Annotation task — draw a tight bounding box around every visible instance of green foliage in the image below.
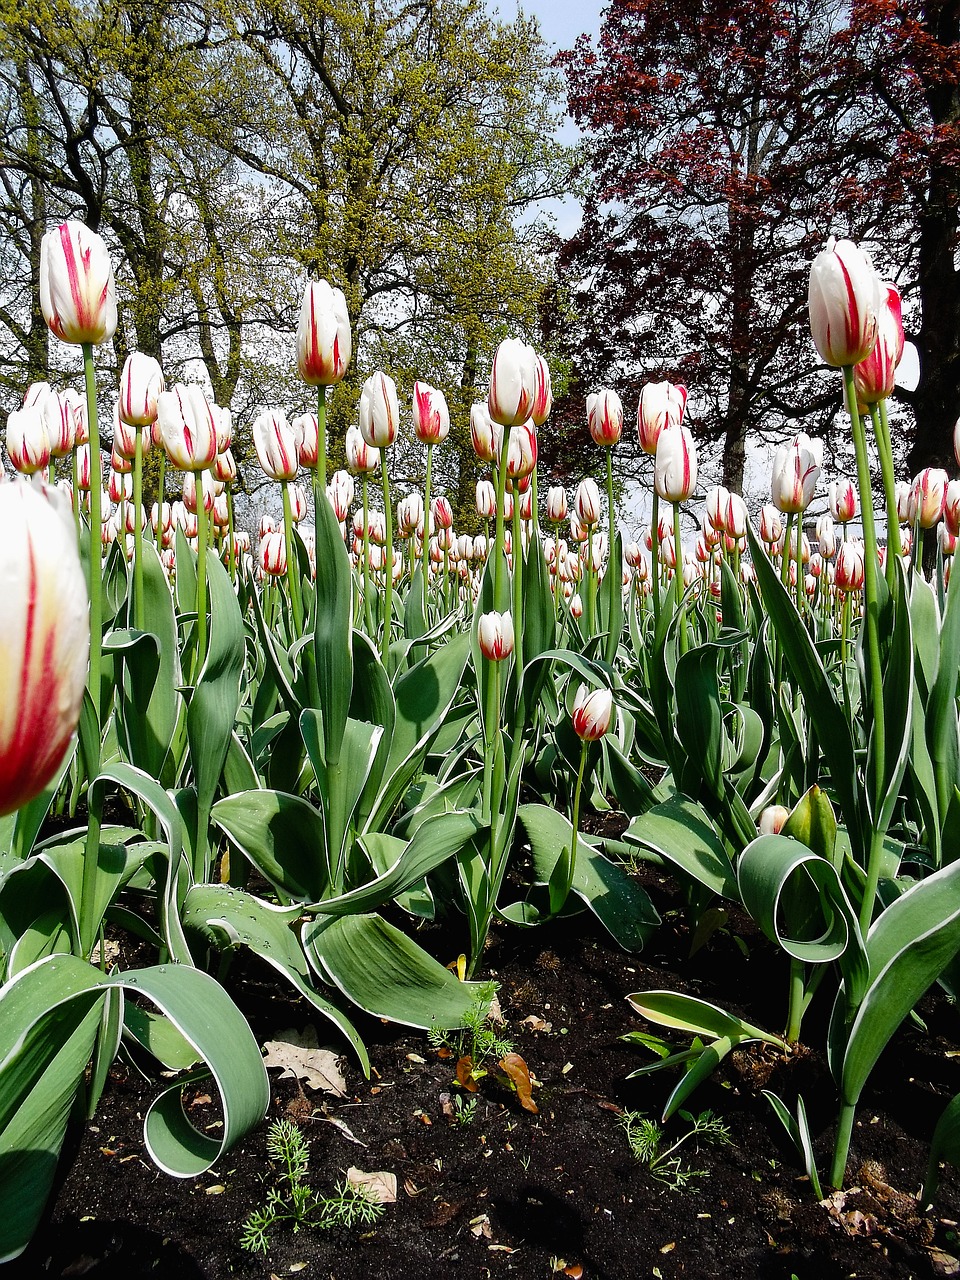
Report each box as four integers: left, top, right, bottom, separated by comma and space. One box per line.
620, 1108, 732, 1192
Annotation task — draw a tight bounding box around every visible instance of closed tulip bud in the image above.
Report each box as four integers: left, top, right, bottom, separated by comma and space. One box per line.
23, 382, 53, 412
321, 470, 351, 522
807, 236, 882, 367
638, 380, 687, 455
955, 415, 960, 471
900, 526, 912, 557
520, 489, 534, 521
575, 477, 602, 527
502, 490, 515, 522
119, 352, 165, 427
253, 408, 299, 481
940, 524, 957, 557
112, 404, 140, 462
587, 388, 623, 446
6, 406, 51, 475
359, 371, 399, 449
759, 805, 790, 836
157, 385, 219, 472
125, 502, 147, 535
412, 382, 450, 445
683, 561, 700, 589
912, 468, 948, 529
344, 425, 379, 476
0, 481, 89, 815
531, 354, 553, 427
40, 220, 117, 346
487, 339, 539, 427
182, 468, 216, 514
214, 447, 237, 485
853, 283, 904, 405
259, 531, 287, 576
259, 514, 278, 539
705, 486, 729, 533
151, 501, 173, 534
397, 492, 424, 535
546, 486, 567, 523
835, 540, 865, 592
945, 480, 960, 537
367, 511, 387, 546
895, 480, 913, 524
655, 424, 698, 503
572, 683, 613, 740
292, 413, 319, 469
470, 403, 500, 463
771, 433, 822, 514
47, 390, 82, 459
289, 483, 308, 523
569, 592, 584, 618
505, 421, 537, 480
475, 478, 497, 520
624, 541, 642, 570
297, 280, 351, 385
724, 492, 748, 539
112, 444, 135, 475
431, 496, 454, 531
477, 610, 515, 661
108, 468, 133, 504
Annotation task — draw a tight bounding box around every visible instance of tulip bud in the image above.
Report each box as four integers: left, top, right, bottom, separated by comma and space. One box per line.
412, 382, 450, 445
474, 478, 497, 520
638, 380, 687, 455
477, 610, 515, 661
345, 425, 380, 476
546, 486, 567, 523
6, 406, 51, 475
294, 413, 320, 469
569, 592, 583, 618
119, 352, 165, 427
807, 236, 881, 367
157, 385, 219, 472
759, 805, 790, 836
940, 524, 957, 557
587, 389, 623, 447
297, 280, 351, 385
470, 403, 500, 463
945, 480, 960, 537
835, 540, 865, 592
572, 683, 613, 741
431, 496, 453, 531
487, 339, 539, 428
40, 221, 118, 346
853, 283, 904, 405
912, 467, 948, 529
397, 492, 424, 536
724, 493, 748, 539
254, 409, 300, 482
654, 424, 698, 503
0, 481, 89, 815
46, 390, 81, 459
532, 354, 553, 427
771, 433, 822, 514
359, 372, 400, 449
259, 531, 288, 576
505, 422, 537, 481
575, 478, 602, 527
704, 486, 729, 533
213, 447, 237, 485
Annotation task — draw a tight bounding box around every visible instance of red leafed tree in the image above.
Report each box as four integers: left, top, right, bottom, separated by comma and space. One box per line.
553, 0, 960, 495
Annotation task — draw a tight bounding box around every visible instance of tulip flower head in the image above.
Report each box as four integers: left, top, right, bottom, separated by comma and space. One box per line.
294, 413, 320, 469
505, 422, 537, 481
945, 480, 960, 537
587, 389, 623, 447
546, 486, 567, 524
477, 610, 515, 662
807, 236, 882, 368
157, 385, 219, 472
470, 403, 500, 463
297, 280, 351, 385
575, 477, 602, 527
431, 496, 453, 531
254, 409, 301, 482
532, 354, 553, 427
119, 353, 165, 427
759, 805, 790, 836
835, 540, 865, 592
654, 424, 698, 503
771, 433, 822, 514
829, 478, 858, 524
487, 339, 540, 428
912, 467, 949, 529
853, 283, 904, 405
638, 380, 687, 455
412, 382, 450, 445
359, 372, 400, 450
40, 221, 117, 346
475, 478, 497, 520
572, 683, 613, 741
0, 481, 89, 815
6, 406, 51, 476
345, 424, 380, 476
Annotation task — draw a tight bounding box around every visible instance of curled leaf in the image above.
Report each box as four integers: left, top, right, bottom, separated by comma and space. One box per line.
499, 1053, 538, 1113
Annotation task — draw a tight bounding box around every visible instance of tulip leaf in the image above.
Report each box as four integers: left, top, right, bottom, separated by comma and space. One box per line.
865, 559, 913, 837
212, 789, 327, 902
626, 989, 783, 1047
624, 794, 737, 900
922, 1091, 960, 1208
928, 569, 960, 835
313, 487, 354, 765
305, 912, 484, 1029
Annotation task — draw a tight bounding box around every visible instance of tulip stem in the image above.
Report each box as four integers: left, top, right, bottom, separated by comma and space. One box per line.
512, 497, 524, 645
133, 425, 145, 631
195, 484, 209, 673
845, 364, 887, 932
423, 443, 433, 621
71, 449, 81, 538
281, 480, 304, 635
81, 344, 103, 726
227, 486, 236, 583
317, 390, 327, 489
380, 452, 394, 667
360, 476, 374, 636
586, 527, 597, 636
673, 502, 686, 655
651, 487, 661, 629
871, 402, 901, 582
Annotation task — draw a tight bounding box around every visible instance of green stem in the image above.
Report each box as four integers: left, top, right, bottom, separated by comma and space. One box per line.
133, 425, 145, 630
830, 1101, 856, 1190
786, 959, 805, 1043
195, 483, 209, 673
586, 527, 597, 636
71, 448, 80, 538
673, 501, 686, 654
651, 487, 661, 629
552, 740, 588, 915
361, 476, 374, 637
844, 365, 887, 932
423, 443, 433, 620
317, 390, 327, 489
281, 480, 304, 635
82, 344, 102, 724
512, 496, 524, 645
227, 486, 236, 583
380, 452, 394, 666
872, 401, 902, 581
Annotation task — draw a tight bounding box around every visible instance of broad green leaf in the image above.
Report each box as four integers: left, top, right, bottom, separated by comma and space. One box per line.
865, 560, 913, 836
624, 794, 737, 900
305, 912, 484, 1029
303, 712, 381, 885
212, 790, 327, 902
517, 804, 660, 950
929, 573, 960, 831
781, 785, 838, 864
626, 989, 783, 1046
350, 630, 396, 829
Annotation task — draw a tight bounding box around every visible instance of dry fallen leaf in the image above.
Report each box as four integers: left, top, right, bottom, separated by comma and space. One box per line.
456, 1055, 479, 1092
262, 1026, 346, 1095
316, 1108, 367, 1147
346, 1167, 397, 1204
522, 1014, 553, 1033
499, 1053, 538, 1114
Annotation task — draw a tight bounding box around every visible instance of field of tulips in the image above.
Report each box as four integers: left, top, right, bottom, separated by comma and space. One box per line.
3, 224, 960, 1276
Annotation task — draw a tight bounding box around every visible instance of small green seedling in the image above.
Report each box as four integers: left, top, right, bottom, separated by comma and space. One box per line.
620, 1108, 732, 1192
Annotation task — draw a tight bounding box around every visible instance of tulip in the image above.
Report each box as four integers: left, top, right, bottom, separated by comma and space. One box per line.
412, 382, 450, 445
587, 389, 623, 447
569, 593, 584, 618
575, 478, 602, 527
835, 540, 865, 592
294, 413, 320, 469
912, 468, 948, 530
771, 433, 822, 514
945, 480, 960, 537
532, 354, 553, 427
119, 353, 165, 427
940, 525, 957, 557
39, 221, 117, 346
157, 385, 219, 472
289, 483, 308, 523
759, 806, 790, 836
475, 479, 497, 520
470, 403, 499, 463
572, 683, 613, 741
853, 283, 904, 405
829, 478, 858, 524
637, 380, 687, 455
259, 531, 287, 576
359, 372, 400, 450
505, 422, 537, 481
655, 424, 698, 503
477, 610, 515, 661
214, 447, 237, 485
807, 236, 881, 368
546, 486, 567, 523
0, 481, 89, 816
431, 496, 453, 531
705, 486, 729, 533
345, 425, 380, 476
724, 492, 748, 539
254, 408, 300, 482
297, 280, 351, 386
895, 480, 913, 524
6, 406, 51, 475
487, 339, 540, 428
46, 390, 80, 459
397, 492, 424, 536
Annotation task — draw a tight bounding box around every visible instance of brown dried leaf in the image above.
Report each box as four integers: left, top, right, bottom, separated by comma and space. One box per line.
564, 1265, 584, 1278
346, 1167, 397, 1204
522, 1015, 553, 1033
456, 1055, 479, 1092
499, 1053, 538, 1113
261, 1027, 346, 1095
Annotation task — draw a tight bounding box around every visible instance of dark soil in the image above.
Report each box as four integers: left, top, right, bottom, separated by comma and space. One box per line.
9, 865, 960, 1280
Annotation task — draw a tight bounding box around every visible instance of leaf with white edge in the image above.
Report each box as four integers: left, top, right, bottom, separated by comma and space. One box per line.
624, 795, 737, 900
211, 790, 327, 901
626, 989, 784, 1047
